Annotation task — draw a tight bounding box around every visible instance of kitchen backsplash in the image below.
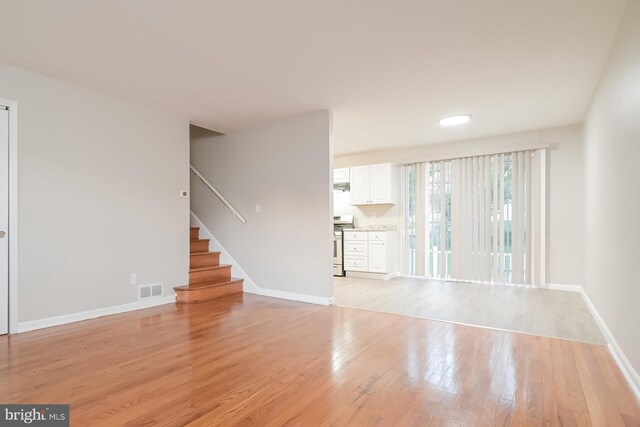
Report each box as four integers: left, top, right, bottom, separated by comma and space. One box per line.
333, 190, 400, 228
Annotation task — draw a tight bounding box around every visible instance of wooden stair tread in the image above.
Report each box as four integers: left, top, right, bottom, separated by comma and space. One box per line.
190, 226, 199, 230
175, 278, 243, 291
189, 264, 231, 273
190, 251, 221, 257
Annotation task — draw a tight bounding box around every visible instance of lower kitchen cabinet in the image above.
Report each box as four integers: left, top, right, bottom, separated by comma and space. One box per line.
343, 231, 396, 276
368, 241, 387, 273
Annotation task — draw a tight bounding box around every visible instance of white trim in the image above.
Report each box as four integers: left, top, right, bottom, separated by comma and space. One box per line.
245, 286, 333, 306
580, 288, 640, 403
346, 271, 399, 281
0, 98, 18, 334
546, 283, 582, 292
191, 211, 333, 306
17, 295, 176, 333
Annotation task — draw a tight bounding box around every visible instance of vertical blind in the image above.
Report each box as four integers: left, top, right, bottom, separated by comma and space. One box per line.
403, 149, 545, 286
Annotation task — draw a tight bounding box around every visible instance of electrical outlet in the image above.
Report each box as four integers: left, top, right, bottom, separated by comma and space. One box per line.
130, 273, 137, 286
180, 190, 189, 198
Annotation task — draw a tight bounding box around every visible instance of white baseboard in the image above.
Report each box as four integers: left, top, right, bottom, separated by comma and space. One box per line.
191, 211, 333, 307
17, 295, 176, 333
346, 271, 399, 281
547, 283, 583, 292
580, 288, 640, 403
244, 286, 333, 306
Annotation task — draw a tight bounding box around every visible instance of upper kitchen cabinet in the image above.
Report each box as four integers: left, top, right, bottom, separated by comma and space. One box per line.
350, 166, 369, 204
350, 163, 396, 205
333, 168, 350, 184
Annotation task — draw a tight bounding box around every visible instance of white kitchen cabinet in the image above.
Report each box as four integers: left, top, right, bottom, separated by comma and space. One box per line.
369, 163, 394, 203
368, 231, 387, 241
333, 168, 350, 184
368, 241, 387, 273
344, 242, 367, 254
344, 257, 367, 271
349, 166, 370, 204
343, 231, 397, 277
349, 163, 396, 205
343, 231, 367, 241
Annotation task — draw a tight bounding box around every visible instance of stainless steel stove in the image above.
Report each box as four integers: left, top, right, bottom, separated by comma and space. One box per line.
333, 215, 355, 276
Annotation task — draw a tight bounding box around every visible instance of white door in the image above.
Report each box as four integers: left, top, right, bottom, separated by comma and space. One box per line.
369, 163, 392, 203
350, 166, 369, 204
368, 241, 387, 273
0, 107, 8, 335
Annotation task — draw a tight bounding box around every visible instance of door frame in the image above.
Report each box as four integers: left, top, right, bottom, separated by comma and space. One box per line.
0, 98, 18, 334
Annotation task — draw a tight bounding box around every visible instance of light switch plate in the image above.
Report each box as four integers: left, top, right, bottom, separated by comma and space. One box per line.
130, 273, 137, 285
256, 204, 261, 213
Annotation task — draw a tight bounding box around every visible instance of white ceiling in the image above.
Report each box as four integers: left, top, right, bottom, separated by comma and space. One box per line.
0, 0, 627, 155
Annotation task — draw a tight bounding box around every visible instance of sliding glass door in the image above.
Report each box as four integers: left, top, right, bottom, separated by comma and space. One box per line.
402, 149, 545, 286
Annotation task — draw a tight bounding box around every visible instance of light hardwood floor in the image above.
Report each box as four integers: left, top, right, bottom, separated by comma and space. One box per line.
335, 276, 606, 345
1, 294, 638, 426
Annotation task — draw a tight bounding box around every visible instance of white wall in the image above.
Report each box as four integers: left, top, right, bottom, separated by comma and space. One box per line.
334, 124, 585, 286
190, 111, 333, 299
583, 0, 640, 375
545, 125, 585, 287
0, 63, 190, 322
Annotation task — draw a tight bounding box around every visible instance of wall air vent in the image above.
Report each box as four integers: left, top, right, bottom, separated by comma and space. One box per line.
139, 283, 164, 300
151, 284, 163, 297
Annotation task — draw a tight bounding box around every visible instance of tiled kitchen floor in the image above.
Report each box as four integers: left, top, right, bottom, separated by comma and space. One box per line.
333, 276, 605, 344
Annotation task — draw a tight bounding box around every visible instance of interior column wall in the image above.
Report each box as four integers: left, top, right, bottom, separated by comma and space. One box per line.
190, 111, 334, 300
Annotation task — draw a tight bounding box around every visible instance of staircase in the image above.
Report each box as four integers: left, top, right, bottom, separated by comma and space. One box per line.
174, 227, 244, 303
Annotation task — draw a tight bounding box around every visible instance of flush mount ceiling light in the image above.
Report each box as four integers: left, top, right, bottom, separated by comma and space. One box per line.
439, 115, 471, 127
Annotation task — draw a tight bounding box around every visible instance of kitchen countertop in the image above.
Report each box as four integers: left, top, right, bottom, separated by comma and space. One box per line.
343, 225, 397, 231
